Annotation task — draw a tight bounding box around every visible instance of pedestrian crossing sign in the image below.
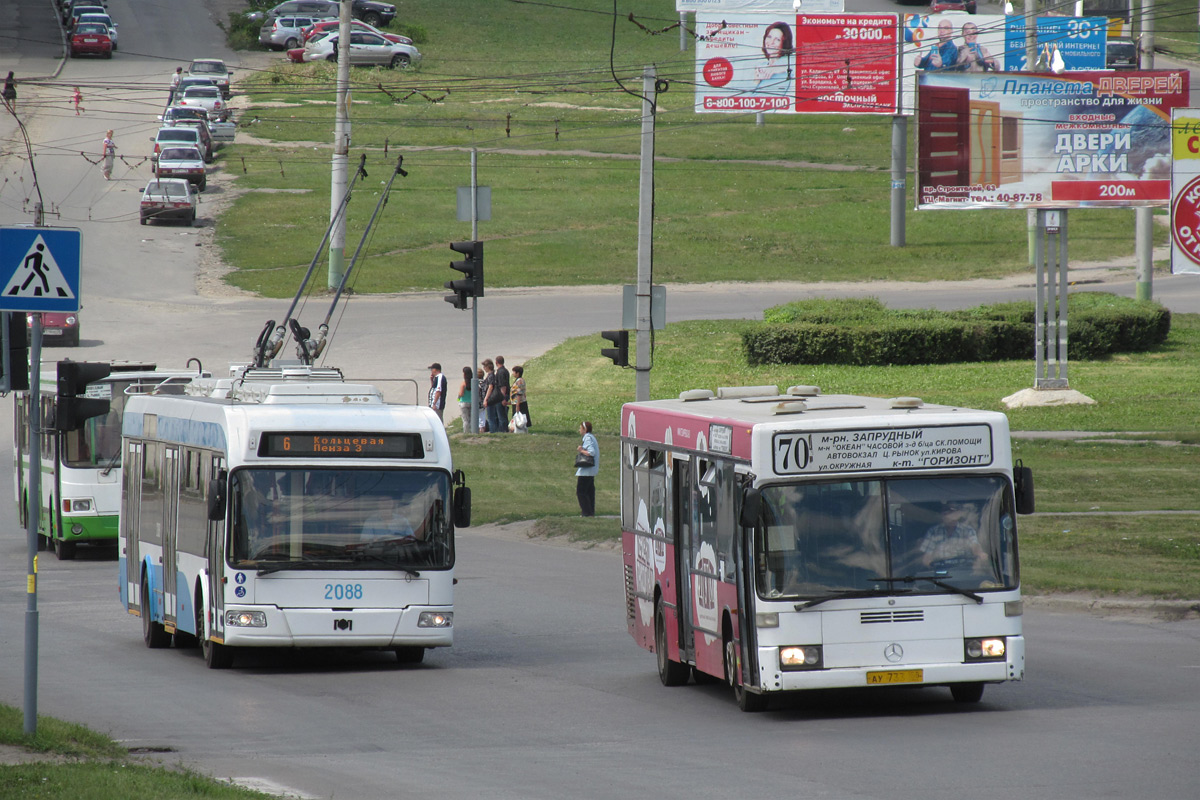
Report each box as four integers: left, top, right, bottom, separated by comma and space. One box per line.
0, 227, 82, 312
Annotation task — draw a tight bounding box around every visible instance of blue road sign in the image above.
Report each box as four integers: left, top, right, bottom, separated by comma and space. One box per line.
0, 227, 83, 312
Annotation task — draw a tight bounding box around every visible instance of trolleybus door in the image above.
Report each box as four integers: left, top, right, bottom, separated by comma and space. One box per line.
122, 441, 143, 608
206, 456, 226, 641
672, 456, 695, 664
162, 447, 179, 629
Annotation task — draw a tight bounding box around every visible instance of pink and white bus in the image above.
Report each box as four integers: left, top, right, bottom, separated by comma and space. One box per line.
620, 386, 1034, 711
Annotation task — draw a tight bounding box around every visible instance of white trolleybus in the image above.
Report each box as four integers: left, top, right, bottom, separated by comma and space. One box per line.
13, 361, 206, 559
118, 367, 471, 669
621, 385, 1034, 711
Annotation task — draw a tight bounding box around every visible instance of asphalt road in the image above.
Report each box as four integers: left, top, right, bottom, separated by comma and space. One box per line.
2, 4, 1200, 799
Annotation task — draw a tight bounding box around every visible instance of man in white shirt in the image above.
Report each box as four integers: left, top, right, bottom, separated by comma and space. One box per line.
427, 363, 447, 422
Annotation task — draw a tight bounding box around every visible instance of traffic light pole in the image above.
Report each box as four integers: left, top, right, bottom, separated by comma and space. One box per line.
635, 67, 656, 402
24, 315, 42, 735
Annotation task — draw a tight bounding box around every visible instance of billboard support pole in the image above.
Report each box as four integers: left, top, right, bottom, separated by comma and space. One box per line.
1135, 0, 1156, 300
890, 115, 906, 247
1034, 209, 1070, 390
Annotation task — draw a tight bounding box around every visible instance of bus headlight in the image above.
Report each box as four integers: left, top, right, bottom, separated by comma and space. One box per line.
225, 610, 267, 628
965, 637, 1006, 661
63, 498, 92, 513
418, 612, 453, 628
780, 645, 823, 671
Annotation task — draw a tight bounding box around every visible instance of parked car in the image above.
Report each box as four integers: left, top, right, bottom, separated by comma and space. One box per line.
263, 0, 395, 28
176, 75, 218, 94
178, 85, 227, 121
1106, 39, 1137, 70
153, 126, 212, 164
160, 105, 235, 144
188, 59, 232, 98
155, 146, 206, 190
303, 31, 420, 68
929, 0, 976, 13
140, 179, 199, 225
63, 1, 105, 25
159, 105, 211, 126
76, 12, 117, 49
260, 14, 335, 50
302, 19, 412, 46
69, 22, 112, 58
28, 312, 79, 347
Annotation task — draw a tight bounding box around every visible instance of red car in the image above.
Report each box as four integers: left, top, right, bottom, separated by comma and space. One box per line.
27, 312, 80, 347
302, 19, 411, 45
70, 22, 113, 58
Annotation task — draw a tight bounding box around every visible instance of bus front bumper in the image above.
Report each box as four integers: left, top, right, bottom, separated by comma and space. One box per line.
220, 605, 454, 649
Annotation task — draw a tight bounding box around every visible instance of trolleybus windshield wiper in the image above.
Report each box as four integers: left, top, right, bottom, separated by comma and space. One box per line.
868, 575, 983, 604
794, 588, 899, 611
346, 547, 421, 579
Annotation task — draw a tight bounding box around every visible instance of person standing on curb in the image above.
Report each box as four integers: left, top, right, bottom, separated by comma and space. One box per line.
168, 66, 182, 105
427, 363, 447, 423
575, 421, 599, 517
494, 355, 510, 434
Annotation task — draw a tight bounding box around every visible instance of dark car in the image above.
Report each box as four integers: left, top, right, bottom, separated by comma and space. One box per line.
265, 0, 395, 28
929, 0, 976, 13
28, 312, 80, 347
1106, 39, 1137, 70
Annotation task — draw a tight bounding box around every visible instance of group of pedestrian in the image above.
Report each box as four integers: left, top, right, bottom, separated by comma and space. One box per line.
427, 357, 531, 435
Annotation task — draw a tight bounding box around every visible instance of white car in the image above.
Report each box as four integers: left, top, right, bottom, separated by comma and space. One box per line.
154, 146, 206, 191
178, 85, 227, 121
188, 58, 233, 98
302, 31, 420, 68
76, 12, 117, 49
140, 179, 199, 225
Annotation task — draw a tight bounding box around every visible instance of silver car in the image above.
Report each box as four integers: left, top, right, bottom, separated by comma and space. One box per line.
188, 59, 232, 98
178, 85, 227, 122
303, 31, 420, 68
259, 14, 334, 50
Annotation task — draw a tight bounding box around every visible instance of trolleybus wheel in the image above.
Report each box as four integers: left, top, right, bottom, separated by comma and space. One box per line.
141, 575, 171, 649
655, 600, 689, 687
197, 601, 233, 668
950, 682, 985, 703
394, 646, 425, 665
725, 628, 767, 712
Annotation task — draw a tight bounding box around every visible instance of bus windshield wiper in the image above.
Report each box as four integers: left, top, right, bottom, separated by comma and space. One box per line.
869, 575, 983, 604
100, 451, 121, 476
347, 547, 421, 579
794, 588, 899, 611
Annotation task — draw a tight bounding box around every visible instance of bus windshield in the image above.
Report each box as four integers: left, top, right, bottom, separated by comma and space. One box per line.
62, 407, 123, 469
755, 476, 1017, 599
229, 468, 453, 571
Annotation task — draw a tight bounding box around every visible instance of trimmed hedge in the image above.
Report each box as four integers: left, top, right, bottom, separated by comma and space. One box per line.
744, 292, 1171, 366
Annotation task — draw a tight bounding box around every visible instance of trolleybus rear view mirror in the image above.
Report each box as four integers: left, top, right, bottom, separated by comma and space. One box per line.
739, 486, 762, 528
453, 486, 471, 528
208, 469, 228, 521
1013, 463, 1034, 515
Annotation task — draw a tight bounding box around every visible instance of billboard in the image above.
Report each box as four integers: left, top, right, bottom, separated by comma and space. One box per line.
1170, 108, 1200, 274
695, 13, 899, 115
901, 14, 1108, 113
915, 71, 1189, 209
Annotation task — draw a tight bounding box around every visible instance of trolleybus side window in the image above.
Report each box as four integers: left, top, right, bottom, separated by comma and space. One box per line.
177, 447, 209, 557
141, 441, 164, 546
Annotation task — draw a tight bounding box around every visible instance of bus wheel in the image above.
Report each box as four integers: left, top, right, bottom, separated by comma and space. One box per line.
141, 575, 171, 649
55, 537, 77, 560
394, 646, 425, 665
951, 682, 985, 703
655, 600, 689, 686
198, 604, 234, 669
725, 629, 767, 712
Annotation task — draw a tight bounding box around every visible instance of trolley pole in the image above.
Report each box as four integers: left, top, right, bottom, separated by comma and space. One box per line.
24, 316, 42, 735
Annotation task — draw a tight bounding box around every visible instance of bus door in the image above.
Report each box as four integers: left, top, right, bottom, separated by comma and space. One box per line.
161, 447, 180, 630
122, 440, 143, 609
206, 455, 226, 640
690, 457, 726, 679
671, 456, 695, 665
733, 476, 759, 691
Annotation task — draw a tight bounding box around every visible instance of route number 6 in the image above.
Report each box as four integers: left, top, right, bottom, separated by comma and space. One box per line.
773, 434, 811, 474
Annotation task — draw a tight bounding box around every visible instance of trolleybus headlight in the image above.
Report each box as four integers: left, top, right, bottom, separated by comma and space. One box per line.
225, 610, 267, 628
965, 637, 1006, 661
418, 611, 453, 628
779, 645, 822, 670
63, 498, 92, 513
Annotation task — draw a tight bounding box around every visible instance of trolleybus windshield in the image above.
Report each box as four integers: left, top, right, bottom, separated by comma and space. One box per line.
229, 468, 453, 571
755, 475, 1017, 600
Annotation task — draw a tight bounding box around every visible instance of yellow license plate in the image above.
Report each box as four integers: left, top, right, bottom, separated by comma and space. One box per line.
866, 669, 923, 685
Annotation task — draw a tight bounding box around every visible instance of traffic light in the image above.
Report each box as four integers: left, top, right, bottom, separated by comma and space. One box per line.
445, 240, 484, 310
55, 360, 111, 432
0, 312, 29, 392
601, 330, 629, 367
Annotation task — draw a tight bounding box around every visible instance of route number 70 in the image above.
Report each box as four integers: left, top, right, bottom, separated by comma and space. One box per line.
773, 433, 811, 474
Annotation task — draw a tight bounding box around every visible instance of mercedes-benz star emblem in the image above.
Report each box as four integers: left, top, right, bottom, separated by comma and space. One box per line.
884, 643, 904, 663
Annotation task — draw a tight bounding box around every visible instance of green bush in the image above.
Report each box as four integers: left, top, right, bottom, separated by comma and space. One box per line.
744, 293, 1169, 366
227, 11, 268, 51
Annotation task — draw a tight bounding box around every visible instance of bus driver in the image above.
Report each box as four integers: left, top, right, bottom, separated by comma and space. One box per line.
919, 501, 986, 573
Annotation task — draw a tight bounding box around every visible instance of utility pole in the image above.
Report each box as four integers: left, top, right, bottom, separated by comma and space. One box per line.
1026, 0, 1038, 266
23, 318, 41, 734
635, 67, 656, 403
1134, 0, 1155, 300
328, 0, 353, 289
470, 150, 480, 434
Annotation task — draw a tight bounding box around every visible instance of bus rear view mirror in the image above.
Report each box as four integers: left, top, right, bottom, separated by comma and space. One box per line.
739, 486, 762, 528
453, 486, 471, 528
207, 469, 227, 521
1014, 463, 1034, 515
